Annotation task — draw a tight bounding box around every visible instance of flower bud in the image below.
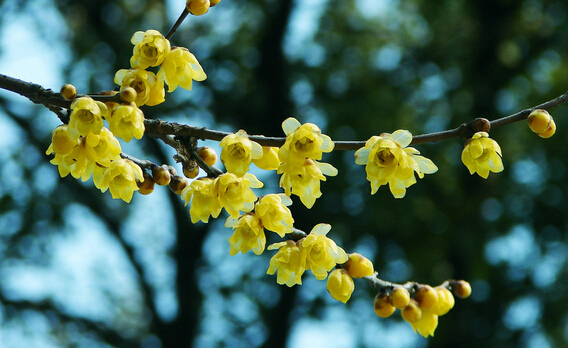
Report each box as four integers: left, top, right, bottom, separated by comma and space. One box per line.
342, 253, 374, 278
414, 285, 438, 309
210, 0, 221, 6
120, 87, 138, 104
152, 165, 172, 186
401, 300, 422, 323
326, 268, 355, 303
137, 172, 155, 195
60, 84, 78, 101
452, 280, 472, 299
198, 146, 218, 167
528, 109, 552, 134
184, 167, 200, 179
538, 118, 556, 138
374, 292, 396, 318
169, 175, 189, 195
389, 287, 410, 309
186, 0, 210, 15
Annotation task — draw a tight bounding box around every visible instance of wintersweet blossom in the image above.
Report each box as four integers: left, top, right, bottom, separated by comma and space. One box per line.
99, 159, 144, 203
300, 223, 348, 280
326, 268, 355, 303
254, 193, 294, 237
181, 177, 222, 223
214, 173, 263, 218
252, 146, 280, 171
354, 130, 437, 198
114, 68, 165, 106
47, 126, 121, 182
83, 128, 122, 167
219, 130, 263, 177
279, 117, 334, 166
267, 240, 306, 287
461, 132, 504, 178
130, 30, 171, 69
225, 213, 266, 255
409, 287, 455, 337
158, 47, 206, 92
278, 159, 338, 208
67, 97, 108, 140
108, 103, 145, 142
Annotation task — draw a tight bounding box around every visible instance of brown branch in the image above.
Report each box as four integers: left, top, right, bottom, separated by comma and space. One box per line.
2, 73, 568, 151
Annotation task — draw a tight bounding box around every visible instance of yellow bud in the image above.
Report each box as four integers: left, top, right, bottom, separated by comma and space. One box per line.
374, 292, 396, 318
401, 300, 422, 323
120, 87, 138, 104
169, 175, 188, 195
538, 118, 556, 138
342, 253, 374, 278
389, 287, 410, 309
186, 0, 210, 15
210, 0, 221, 6
198, 146, 218, 167
137, 172, 155, 195
453, 280, 472, 299
528, 109, 552, 134
60, 84, 78, 101
152, 165, 172, 186
414, 285, 439, 309
326, 269, 355, 303
184, 167, 200, 179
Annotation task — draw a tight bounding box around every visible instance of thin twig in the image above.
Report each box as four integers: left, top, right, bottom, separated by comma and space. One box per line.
165, 8, 190, 40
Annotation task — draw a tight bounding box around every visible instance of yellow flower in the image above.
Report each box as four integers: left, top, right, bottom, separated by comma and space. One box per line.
219, 129, 263, 177
158, 47, 206, 92
410, 309, 439, 337
99, 159, 144, 203
253, 146, 280, 171
300, 223, 348, 280
47, 125, 77, 156
108, 103, 145, 142
354, 130, 437, 198
130, 30, 171, 70
83, 128, 122, 167
279, 117, 334, 166
326, 268, 355, 303
409, 286, 455, 337
267, 240, 306, 287
181, 177, 222, 223
225, 213, 266, 255
461, 131, 503, 178
114, 68, 165, 106
67, 97, 108, 140
254, 193, 294, 237
278, 158, 337, 208
214, 173, 263, 218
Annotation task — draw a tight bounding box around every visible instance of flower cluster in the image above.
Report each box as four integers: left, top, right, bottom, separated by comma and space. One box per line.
181, 173, 263, 223
225, 194, 294, 255
46, 121, 143, 203
372, 281, 469, 337
267, 223, 348, 287
327, 252, 374, 303
114, 29, 206, 107
355, 130, 437, 198
278, 118, 337, 208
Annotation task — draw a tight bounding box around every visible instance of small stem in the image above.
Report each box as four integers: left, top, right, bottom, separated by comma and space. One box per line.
165, 8, 190, 40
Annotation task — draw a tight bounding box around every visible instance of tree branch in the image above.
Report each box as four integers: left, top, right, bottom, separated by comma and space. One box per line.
2, 73, 568, 151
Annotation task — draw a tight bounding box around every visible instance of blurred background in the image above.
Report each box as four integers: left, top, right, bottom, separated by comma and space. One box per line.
1, 0, 568, 347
